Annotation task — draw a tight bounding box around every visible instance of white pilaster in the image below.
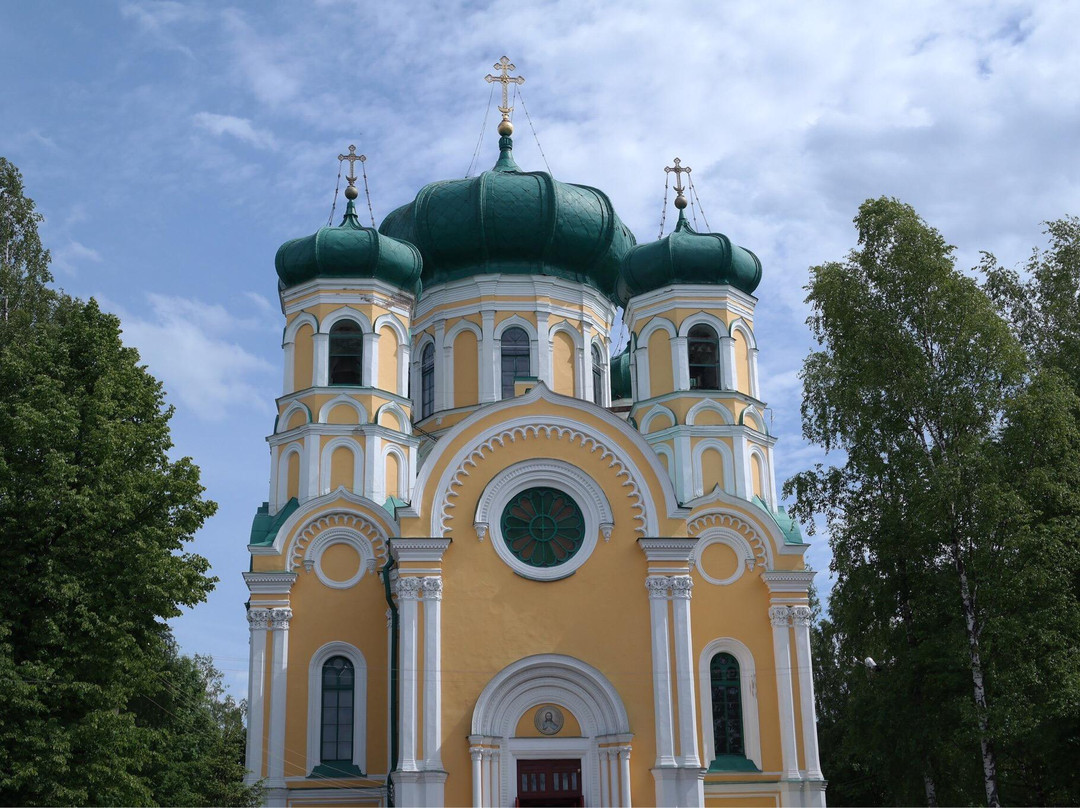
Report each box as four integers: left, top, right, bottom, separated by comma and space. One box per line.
398, 341, 411, 398
733, 434, 750, 500
313, 333, 329, 387
480, 310, 497, 403
303, 432, 319, 502
266, 607, 292, 789
749, 346, 760, 398
646, 576, 677, 767
536, 311, 551, 386
282, 342, 295, 395
421, 577, 443, 770
434, 320, 448, 412
470, 746, 483, 808
792, 606, 824, 780
770, 605, 801, 780
397, 576, 421, 773
363, 331, 379, 388
670, 576, 701, 768
599, 748, 611, 807
673, 336, 690, 391
618, 745, 633, 808
244, 608, 270, 785
720, 335, 736, 390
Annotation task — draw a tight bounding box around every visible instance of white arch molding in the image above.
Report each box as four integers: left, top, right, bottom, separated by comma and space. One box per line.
318, 438, 365, 497
306, 641, 368, 775
693, 528, 756, 586
276, 442, 304, 508
691, 439, 736, 498
686, 398, 735, 426
471, 654, 632, 808
698, 638, 762, 771
276, 401, 312, 434
319, 306, 373, 334
474, 459, 614, 581
304, 524, 377, 589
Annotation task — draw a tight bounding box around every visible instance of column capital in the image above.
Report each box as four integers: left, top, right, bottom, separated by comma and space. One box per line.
420, 576, 443, 600
247, 607, 272, 630
768, 605, 791, 628
269, 607, 293, 630
645, 575, 671, 599
395, 576, 423, 600
790, 605, 813, 626
670, 575, 693, 600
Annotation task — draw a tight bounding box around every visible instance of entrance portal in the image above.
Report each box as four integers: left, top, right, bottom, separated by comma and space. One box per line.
516, 759, 583, 807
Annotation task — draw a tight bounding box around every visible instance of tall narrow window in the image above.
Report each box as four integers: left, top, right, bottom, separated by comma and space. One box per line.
591, 344, 604, 405
329, 320, 364, 386
420, 343, 435, 419
321, 656, 354, 766
688, 324, 721, 390
710, 652, 744, 757
500, 327, 531, 399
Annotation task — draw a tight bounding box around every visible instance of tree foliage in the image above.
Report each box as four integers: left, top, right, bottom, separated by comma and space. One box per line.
0, 157, 257, 806
789, 199, 1080, 805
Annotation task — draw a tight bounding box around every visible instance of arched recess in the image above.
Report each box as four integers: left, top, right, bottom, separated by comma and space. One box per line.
306, 641, 368, 775
692, 439, 735, 498
283, 313, 318, 395
698, 638, 762, 771
471, 654, 632, 808
748, 446, 771, 506
317, 395, 369, 425
277, 442, 304, 505
637, 317, 676, 400
276, 401, 312, 434
640, 404, 677, 434
494, 315, 539, 397
549, 324, 580, 397
446, 319, 482, 408
375, 401, 410, 433
320, 307, 373, 334
374, 313, 410, 397
740, 405, 768, 435
382, 444, 408, 501
319, 437, 364, 496
677, 311, 727, 339
687, 398, 735, 427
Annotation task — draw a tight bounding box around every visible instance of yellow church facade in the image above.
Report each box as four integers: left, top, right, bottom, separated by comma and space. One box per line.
244, 63, 826, 808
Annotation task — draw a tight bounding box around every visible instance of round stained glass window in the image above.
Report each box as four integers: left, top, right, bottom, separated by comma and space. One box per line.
500, 487, 585, 568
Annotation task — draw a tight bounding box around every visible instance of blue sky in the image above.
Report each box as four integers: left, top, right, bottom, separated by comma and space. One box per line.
4, 1, 1079, 697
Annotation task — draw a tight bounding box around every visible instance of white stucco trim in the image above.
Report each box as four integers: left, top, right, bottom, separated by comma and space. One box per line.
317, 394, 369, 425
306, 641, 368, 775
474, 459, 612, 581
685, 499, 778, 569
264, 488, 397, 558
686, 398, 735, 427
318, 438, 364, 497
747, 444, 774, 509
640, 404, 678, 434
319, 306, 373, 334
381, 443, 410, 502
727, 317, 758, 349
676, 311, 728, 339
283, 311, 319, 345
691, 438, 736, 498
275, 442, 304, 509
374, 401, 410, 433
277, 401, 312, 434
698, 637, 762, 771
693, 529, 755, 586
306, 525, 376, 589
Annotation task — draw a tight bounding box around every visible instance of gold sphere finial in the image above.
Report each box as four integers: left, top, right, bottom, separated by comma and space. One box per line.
344, 184, 359, 200
674, 193, 688, 210
498, 118, 514, 136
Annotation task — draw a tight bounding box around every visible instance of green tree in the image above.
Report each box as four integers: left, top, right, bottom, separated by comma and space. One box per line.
787, 197, 1080, 806
0, 157, 256, 805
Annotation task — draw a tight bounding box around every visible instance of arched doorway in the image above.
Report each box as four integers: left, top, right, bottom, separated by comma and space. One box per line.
469, 654, 633, 807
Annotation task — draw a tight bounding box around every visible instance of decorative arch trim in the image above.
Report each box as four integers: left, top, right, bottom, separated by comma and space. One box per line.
319, 438, 364, 496
375, 401, 411, 433
727, 317, 758, 348
691, 439, 736, 498
320, 307, 373, 334
306, 641, 368, 775
493, 314, 539, 341
285, 509, 389, 574
677, 311, 727, 338
687, 398, 735, 427
373, 312, 408, 345
267, 488, 398, 557
687, 508, 773, 569
317, 395, 369, 425
444, 318, 483, 343
547, 320, 584, 348
640, 404, 678, 433
637, 315, 677, 343
276, 401, 313, 434
698, 637, 762, 771
283, 312, 319, 345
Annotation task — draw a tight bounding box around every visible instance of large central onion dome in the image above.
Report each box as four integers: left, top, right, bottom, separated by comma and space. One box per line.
379, 134, 636, 300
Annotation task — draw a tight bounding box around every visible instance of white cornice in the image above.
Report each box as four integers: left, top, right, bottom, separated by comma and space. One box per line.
276, 385, 413, 409
630, 388, 768, 412
281, 278, 414, 318
389, 537, 452, 563
243, 571, 298, 594
760, 570, 817, 594
267, 422, 421, 448
624, 284, 757, 324
637, 537, 699, 563
414, 274, 616, 326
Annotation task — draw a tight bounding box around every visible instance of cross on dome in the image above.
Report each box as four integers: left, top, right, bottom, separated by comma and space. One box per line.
337, 145, 366, 200
485, 55, 525, 136
665, 157, 691, 210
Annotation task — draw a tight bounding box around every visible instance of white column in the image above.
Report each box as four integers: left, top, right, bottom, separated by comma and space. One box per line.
646, 576, 677, 766
618, 745, 633, 808
470, 746, 483, 808
282, 342, 295, 395
303, 433, 319, 502
398, 341, 411, 398
732, 435, 750, 499
485, 749, 498, 808
480, 310, 497, 403
749, 346, 760, 398
583, 335, 596, 403
535, 311, 550, 385
480, 749, 492, 808
434, 320, 448, 412
670, 576, 701, 767
599, 748, 611, 807
244, 608, 270, 784
673, 336, 690, 391
421, 577, 443, 769
574, 343, 586, 399
267, 607, 292, 787
397, 577, 421, 772
313, 333, 329, 386
792, 606, 823, 779
770, 605, 800, 780
720, 335, 736, 390
363, 331, 379, 388
634, 341, 650, 400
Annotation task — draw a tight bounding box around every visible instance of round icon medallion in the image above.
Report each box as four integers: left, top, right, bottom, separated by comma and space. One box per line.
534, 705, 565, 736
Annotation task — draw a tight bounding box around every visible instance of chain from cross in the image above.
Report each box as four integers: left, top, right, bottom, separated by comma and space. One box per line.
485, 55, 525, 115
338, 145, 366, 183
664, 157, 691, 195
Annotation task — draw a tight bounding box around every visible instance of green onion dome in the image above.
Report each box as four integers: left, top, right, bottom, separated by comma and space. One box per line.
379, 135, 636, 300
275, 200, 423, 295
610, 345, 632, 401
615, 211, 762, 306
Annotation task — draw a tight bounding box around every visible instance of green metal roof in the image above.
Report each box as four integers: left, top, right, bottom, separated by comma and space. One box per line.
752, 495, 804, 545
276, 200, 423, 294
249, 498, 299, 547
379, 135, 636, 300
610, 345, 633, 400
615, 211, 761, 305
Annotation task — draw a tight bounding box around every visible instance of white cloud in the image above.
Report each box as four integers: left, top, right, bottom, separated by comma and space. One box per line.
193, 112, 278, 150
101, 294, 275, 422
52, 241, 102, 275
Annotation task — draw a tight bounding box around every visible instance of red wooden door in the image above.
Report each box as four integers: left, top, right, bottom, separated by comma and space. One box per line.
515, 758, 583, 807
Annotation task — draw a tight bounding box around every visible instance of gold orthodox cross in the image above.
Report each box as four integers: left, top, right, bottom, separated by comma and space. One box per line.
338, 145, 366, 185
485, 56, 525, 116
665, 157, 691, 197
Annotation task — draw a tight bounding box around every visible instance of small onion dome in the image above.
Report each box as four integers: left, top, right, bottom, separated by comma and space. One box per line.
275, 200, 423, 295
379, 135, 636, 301
614, 210, 762, 306
609, 345, 633, 401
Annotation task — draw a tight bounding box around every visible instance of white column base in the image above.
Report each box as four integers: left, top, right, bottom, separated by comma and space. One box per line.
651, 766, 705, 807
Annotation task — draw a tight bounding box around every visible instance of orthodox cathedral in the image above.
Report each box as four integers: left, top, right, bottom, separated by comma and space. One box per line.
243, 58, 826, 808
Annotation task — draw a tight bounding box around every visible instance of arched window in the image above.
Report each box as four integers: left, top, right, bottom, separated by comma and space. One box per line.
420, 343, 435, 419
710, 652, 744, 757
329, 320, 364, 386
688, 324, 721, 390
500, 327, 531, 399
321, 656, 355, 765
592, 344, 604, 405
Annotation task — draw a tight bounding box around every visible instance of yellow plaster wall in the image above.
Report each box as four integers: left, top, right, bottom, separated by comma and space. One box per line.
327, 403, 359, 425
551, 330, 576, 396
644, 411, 674, 433
733, 330, 750, 395
700, 447, 727, 494
286, 409, 308, 431
330, 446, 355, 492
378, 326, 398, 393
286, 452, 300, 501
454, 330, 480, 408
294, 324, 314, 391
695, 408, 728, 427
648, 329, 674, 396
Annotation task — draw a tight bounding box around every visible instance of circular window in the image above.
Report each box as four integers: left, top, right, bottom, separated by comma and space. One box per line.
500, 487, 585, 568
